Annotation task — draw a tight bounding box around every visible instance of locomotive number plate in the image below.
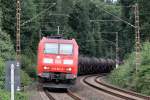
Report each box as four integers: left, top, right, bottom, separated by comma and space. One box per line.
55, 59, 61, 64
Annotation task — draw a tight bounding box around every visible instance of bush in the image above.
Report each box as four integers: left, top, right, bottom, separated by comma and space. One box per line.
0, 57, 5, 89
15, 92, 28, 100
21, 55, 37, 79
108, 53, 135, 89
0, 89, 28, 100
21, 70, 32, 86
0, 90, 10, 100
136, 65, 150, 95
141, 42, 150, 65
108, 42, 150, 95
0, 28, 15, 60
0, 29, 30, 99
0, 28, 15, 89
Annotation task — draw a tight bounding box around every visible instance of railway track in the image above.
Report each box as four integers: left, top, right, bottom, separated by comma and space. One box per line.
44, 89, 56, 100
67, 90, 82, 100
83, 75, 150, 100
43, 88, 82, 100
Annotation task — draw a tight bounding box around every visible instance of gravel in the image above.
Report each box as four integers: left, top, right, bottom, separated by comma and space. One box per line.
48, 92, 74, 100
26, 76, 126, 100
70, 76, 124, 100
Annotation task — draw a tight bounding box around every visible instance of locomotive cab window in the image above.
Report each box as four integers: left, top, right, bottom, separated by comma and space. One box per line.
44, 43, 58, 54
60, 44, 73, 55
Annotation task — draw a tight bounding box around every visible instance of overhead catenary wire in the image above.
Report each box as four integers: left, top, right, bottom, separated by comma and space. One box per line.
21, 3, 56, 26
95, 4, 136, 28
23, 2, 135, 28
90, 20, 120, 22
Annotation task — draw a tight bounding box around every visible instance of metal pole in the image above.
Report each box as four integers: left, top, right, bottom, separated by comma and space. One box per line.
16, 0, 21, 62
134, 3, 141, 73
39, 29, 42, 40
116, 32, 119, 68
11, 64, 15, 100
110, 46, 113, 59
16, 0, 21, 92
16, 62, 20, 91
57, 26, 60, 35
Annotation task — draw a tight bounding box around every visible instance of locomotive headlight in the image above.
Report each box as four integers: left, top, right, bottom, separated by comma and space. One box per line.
43, 58, 53, 64
68, 67, 72, 71
63, 60, 73, 65
66, 67, 72, 71
44, 66, 48, 69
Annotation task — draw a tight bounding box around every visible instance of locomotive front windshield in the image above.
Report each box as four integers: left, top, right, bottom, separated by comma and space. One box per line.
44, 43, 58, 54
44, 43, 73, 55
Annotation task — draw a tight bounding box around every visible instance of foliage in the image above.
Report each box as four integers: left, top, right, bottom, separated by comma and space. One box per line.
21, 0, 40, 53
0, 28, 15, 89
138, 0, 150, 41
0, 90, 10, 100
0, 0, 150, 97
0, 89, 28, 100
0, 57, 29, 99
1, 0, 132, 59
0, 0, 149, 61
68, 0, 120, 57
0, 28, 15, 60
136, 65, 150, 95
21, 70, 32, 86
21, 55, 37, 79
15, 92, 28, 100
119, 0, 150, 58
108, 42, 150, 95
0, 58, 5, 89
0, 7, 2, 26
1, 0, 16, 39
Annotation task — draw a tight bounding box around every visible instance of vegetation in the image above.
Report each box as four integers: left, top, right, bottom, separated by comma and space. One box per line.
0, 31, 30, 99
108, 42, 150, 95
0, 89, 28, 100
1, 0, 149, 59
0, 48, 30, 99
21, 55, 37, 79
0, 58, 5, 90
0, 29, 15, 60
0, 0, 150, 98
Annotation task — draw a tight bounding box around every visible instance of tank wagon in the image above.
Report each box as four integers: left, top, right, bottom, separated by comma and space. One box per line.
37, 37, 78, 88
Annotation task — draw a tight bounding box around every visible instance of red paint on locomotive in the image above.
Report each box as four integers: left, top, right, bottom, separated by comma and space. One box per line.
37, 37, 78, 84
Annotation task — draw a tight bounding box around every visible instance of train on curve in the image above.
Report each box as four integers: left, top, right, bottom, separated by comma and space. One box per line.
37, 36, 79, 88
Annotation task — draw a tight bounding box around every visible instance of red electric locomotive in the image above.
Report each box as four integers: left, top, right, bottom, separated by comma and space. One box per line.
37, 36, 78, 88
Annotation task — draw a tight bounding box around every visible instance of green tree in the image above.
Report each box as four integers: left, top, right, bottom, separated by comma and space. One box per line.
68, 0, 96, 56
21, 0, 40, 54
138, 0, 150, 41
0, 6, 2, 26
0, 28, 15, 60
119, 0, 135, 58
1, 0, 16, 39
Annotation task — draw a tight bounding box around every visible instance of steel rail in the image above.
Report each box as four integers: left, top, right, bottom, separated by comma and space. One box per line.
83, 75, 140, 100
67, 90, 82, 100
42, 86, 82, 100
37, 84, 55, 100
95, 76, 150, 100
44, 89, 56, 100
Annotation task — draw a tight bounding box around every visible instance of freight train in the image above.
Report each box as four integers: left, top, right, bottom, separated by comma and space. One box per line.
37, 36, 78, 88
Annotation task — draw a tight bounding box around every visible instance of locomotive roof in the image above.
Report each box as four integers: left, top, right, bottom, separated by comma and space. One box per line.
40, 37, 77, 44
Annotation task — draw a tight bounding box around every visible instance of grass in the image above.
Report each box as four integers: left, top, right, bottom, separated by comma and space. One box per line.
0, 89, 29, 100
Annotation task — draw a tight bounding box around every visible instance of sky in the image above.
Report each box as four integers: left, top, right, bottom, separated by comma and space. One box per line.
113, 0, 117, 2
